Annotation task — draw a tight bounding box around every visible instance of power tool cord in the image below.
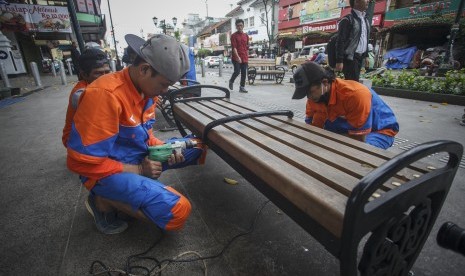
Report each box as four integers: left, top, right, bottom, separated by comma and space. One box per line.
89, 200, 271, 276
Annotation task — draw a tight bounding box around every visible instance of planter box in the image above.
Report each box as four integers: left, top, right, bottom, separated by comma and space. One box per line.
373, 86, 465, 106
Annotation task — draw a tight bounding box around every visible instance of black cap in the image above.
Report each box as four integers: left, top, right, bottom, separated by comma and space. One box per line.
292, 62, 326, 99
78, 48, 108, 71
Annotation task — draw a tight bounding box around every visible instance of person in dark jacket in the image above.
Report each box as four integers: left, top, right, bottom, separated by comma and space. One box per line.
70, 41, 81, 78
335, 0, 373, 81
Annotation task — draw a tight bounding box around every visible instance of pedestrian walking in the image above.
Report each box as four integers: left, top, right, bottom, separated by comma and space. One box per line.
334, 0, 374, 81
229, 19, 249, 93
70, 41, 81, 78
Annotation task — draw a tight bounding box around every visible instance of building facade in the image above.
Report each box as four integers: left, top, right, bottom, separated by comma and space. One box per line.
0, 0, 106, 74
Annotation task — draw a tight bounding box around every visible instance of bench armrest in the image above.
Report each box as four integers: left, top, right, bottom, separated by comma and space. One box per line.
340, 140, 463, 276
202, 110, 294, 142
169, 85, 231, 136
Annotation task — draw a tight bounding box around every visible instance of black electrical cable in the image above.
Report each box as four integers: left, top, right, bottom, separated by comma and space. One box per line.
149, 200, 271, 273
89, 200, 271, 276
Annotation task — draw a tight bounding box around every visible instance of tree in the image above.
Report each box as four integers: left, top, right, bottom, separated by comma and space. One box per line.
258, 0, 278, 50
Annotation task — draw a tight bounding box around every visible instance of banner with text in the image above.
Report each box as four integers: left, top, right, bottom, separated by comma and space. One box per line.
0, 3, 71, 33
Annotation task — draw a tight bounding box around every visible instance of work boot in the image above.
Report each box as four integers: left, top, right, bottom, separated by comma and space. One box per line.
85, 194, 128, 234
239, 86, 248, 93
229, 81, 233, 90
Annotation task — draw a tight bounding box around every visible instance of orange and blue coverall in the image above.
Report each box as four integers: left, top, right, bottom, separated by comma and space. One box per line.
62, 80, 88, 148
305, 78, 399, 149
66, 68, 201, 231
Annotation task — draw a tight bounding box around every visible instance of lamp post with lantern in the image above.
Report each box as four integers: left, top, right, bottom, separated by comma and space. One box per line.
152, 16, 178, 36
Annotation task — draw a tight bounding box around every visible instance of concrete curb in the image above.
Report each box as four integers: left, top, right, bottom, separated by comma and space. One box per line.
374, 86, 465, 106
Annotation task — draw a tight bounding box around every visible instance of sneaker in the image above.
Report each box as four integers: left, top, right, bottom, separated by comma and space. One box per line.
229, 81, 233, 90
460, 120, 465, 126
85, 194, 128, 234
239, 87, 248, 93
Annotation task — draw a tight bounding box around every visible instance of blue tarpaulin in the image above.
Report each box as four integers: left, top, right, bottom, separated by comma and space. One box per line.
384, 46, 417, 69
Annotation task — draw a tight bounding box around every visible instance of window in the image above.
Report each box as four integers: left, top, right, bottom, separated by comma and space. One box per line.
244, 18, 249, 28
249, 16, 254, 27
260, 8, 266, 25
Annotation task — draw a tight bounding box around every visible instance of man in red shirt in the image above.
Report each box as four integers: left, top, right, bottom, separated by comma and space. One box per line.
229, 19, 249, 93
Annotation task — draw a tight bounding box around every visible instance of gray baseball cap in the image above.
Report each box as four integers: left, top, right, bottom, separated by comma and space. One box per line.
292, 62, 326, 99
125, 34, 190, 83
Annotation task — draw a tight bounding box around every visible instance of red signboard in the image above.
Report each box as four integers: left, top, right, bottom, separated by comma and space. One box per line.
302, 20, 338, 33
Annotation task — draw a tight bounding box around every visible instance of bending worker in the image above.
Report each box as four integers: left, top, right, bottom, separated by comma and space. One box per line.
66, 34, 203, 234
292, 62, 399, 149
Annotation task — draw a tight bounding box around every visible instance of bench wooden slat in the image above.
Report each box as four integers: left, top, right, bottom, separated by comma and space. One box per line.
208, 100, 423, 184
214, 99, 428, 178
173, 102, 348, 236
191, 101, 361, 195
254, 70, 284, 74
197, 100, 409, 196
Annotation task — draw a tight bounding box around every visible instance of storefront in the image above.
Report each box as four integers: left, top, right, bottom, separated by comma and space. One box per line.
384, 0, 462, 50
0, 2, 73, 73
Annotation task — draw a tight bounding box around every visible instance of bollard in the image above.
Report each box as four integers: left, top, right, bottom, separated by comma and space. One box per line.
0, 61, 11, 88
66, 60, 73, 76
29, 62, 43, 88
59, 61, 67, 85
219, 58, 223, 77
110, 60, 116, 72
201, 60, 205, 78
51, 61, 57, 77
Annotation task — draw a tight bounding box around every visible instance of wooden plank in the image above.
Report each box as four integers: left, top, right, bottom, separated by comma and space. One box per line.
190, 101, 361, 196
173, 101, 348, 237
215, 99, 429, 177
197, 100, 408, 196
255, 70, 284, 74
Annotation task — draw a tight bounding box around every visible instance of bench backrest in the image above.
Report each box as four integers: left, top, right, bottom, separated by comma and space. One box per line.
248, 58, 276, 68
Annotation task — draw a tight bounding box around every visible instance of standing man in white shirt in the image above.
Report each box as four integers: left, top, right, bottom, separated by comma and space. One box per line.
335, 0, 373, 81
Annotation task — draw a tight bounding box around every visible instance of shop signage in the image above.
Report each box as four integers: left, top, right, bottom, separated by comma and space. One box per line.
300, 9, 342, 24
385, 0, 459, 21
0, 3, 71, 33
302, 20, 338, 33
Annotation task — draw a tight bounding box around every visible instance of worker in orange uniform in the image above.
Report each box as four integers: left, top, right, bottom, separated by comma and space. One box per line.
62, 48, 111, 147
292, 62, 399, 149
66, 34, 204, 234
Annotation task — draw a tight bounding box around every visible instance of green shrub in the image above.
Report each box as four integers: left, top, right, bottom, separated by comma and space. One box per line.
367, 69, 465, 95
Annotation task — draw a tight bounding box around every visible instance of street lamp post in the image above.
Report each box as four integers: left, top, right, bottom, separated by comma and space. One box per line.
152, 17, 177, 35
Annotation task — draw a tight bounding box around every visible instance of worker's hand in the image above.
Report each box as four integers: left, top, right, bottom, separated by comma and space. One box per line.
335, 63, 343, 72
167, 151, 185, 166
140, 156, 163, 179
238, 57, 242, 64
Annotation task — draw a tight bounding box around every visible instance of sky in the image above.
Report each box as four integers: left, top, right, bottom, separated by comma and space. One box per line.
99, 0, 236, 53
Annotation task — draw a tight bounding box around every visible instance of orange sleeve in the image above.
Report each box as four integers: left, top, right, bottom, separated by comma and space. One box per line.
306, 100, 327, 128
62, 82, 87, 147
66, 87, 123, 180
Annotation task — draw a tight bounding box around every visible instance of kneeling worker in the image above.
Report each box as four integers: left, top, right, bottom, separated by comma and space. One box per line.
292, 62, 399, 149
66, 34, 204, 234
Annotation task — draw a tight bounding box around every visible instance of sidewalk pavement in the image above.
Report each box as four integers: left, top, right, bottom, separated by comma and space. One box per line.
1, 73, 79, 97
0, 71, 464, 275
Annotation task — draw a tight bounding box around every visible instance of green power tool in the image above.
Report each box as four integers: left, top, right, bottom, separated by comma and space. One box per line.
148, 140, 198, 162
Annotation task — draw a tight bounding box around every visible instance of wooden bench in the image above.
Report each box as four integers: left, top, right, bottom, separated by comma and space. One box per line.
247, 58, 286, 85
168, 85, 463, 276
